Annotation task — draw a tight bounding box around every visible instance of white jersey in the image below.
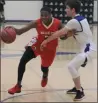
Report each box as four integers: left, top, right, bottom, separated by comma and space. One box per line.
65, 14, 96, 52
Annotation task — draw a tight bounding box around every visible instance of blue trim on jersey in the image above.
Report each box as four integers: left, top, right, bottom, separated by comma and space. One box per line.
84, 43, 90, 52
74, 15, 85, 33
74, 16, 85, 22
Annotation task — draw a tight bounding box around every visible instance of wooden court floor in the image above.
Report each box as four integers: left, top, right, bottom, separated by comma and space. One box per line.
1, 25, 97, 102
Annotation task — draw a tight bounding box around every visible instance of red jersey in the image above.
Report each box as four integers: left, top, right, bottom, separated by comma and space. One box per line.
36, 18, 61, 51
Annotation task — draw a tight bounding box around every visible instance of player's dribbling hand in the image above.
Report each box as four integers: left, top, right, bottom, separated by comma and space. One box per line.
5, 26, 17, 33
40, 40, 47, 51
5, 26, 21, 35
5, 26, 15, 30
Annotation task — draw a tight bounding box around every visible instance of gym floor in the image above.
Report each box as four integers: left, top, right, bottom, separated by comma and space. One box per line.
1, 24, 97, 102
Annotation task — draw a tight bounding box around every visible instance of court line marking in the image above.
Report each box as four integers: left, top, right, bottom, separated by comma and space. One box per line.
1, 49, 97, 102
1, 88, 97, 103
1, 52, 76, 58
1, 88, 97, 93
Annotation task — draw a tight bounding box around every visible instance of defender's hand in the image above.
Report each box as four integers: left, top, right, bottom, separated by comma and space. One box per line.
40, 40, 47, 51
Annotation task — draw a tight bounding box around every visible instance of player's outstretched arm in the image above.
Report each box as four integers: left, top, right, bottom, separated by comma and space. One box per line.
40, 27, 72, 50
46, 27, 71, 43
12, 20, 37, 35
59, 22, 75, 40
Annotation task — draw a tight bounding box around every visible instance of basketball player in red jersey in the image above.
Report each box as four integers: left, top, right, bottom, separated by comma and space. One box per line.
8, 7, 72, 95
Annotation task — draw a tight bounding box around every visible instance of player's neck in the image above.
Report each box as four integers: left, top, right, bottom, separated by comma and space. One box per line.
43, 18, 52, 26
72, 13, 79, 18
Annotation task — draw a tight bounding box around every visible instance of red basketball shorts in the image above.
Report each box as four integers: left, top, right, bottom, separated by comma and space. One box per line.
25, 37, 56, 67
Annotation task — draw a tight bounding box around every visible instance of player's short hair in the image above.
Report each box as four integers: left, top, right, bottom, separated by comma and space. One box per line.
65, 0, 81, 13
40, 7, 51, 14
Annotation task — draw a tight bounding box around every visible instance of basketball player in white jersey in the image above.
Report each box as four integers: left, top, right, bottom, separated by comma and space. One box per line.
41, 0, 96, 101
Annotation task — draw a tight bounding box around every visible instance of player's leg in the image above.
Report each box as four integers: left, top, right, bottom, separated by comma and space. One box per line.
67, 53, 86, 101
8, 46, 36, 94
41, 66, 49, 78
41, 66, 49, 87
17, 47, 36, 85
40, 50, 56, 87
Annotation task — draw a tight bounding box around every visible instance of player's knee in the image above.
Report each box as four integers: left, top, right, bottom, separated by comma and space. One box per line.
68, 64, 74, 74
19, 57, 27, 66
72, 74, 80, 79
41, 66, 49, 73
68, 53, 86, 68
68, 64, 79, 78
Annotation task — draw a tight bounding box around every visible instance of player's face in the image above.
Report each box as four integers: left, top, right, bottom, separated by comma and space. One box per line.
65, 5, 73, 17
40, 11, 51, 23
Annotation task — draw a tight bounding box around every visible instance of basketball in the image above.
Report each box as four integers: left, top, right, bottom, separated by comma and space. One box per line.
1, 26, 16, 44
